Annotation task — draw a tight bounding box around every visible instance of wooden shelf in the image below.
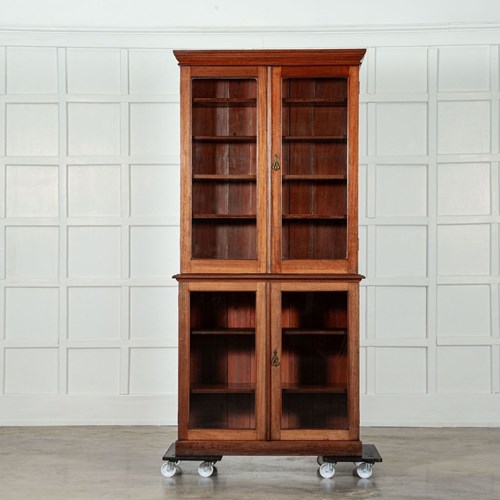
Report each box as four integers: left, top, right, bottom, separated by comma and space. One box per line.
193, 97, 256, 107
193, 174, 256, 181
193, 214, 256, 220
283, 328, 347, 335
283, 97, 347, 107
191, 384, 255, 394
282, 174, 347, 181
283, 136, 347, 143
191, 328, 255, 335
282, 384, 347, 394
282, 214, 347, 220
193, 136, 257, 143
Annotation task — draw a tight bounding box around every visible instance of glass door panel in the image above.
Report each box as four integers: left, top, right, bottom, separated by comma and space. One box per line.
191, 78, 258, 260
281, 77, 348, 262
189, 291, 256, 429
280, 291, 349, 430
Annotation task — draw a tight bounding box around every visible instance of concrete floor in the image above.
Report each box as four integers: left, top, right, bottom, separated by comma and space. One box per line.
0, 427, 499, 499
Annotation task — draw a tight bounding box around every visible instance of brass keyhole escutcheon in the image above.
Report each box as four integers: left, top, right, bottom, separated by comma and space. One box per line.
272, 154, 280, 171
271, 349, 280, 367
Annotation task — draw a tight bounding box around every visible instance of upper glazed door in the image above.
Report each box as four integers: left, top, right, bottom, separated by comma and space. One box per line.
271, 66, 360, 274
176, 51, 364, 274
180, 66, 268, 273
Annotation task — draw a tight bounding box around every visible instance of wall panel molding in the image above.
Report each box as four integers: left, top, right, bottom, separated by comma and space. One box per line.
1, 24, 500, 49
0, 26, 499, 425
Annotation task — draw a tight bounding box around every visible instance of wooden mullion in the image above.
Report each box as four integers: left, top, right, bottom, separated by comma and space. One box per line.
269, 283, 282, 440
256, 282, 267, 440
257, 66, 268, 274
270, 66, 283, 273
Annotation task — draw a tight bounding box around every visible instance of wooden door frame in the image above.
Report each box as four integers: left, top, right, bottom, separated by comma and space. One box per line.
180, 66, 268, 274
269, 281, 359, 441
270, 66, 360, 274
178, 280, 267, 441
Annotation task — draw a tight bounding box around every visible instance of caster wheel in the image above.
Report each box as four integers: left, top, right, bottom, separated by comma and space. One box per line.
318, 462, 335, 479
161, 461, 177, 478
198, 461, 216, 478
355, 462, 373, 479
317, 456, 324, 466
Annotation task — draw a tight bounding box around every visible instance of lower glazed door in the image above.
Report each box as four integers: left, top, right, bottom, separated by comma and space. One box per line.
178, 281, 266, 442
270, 282, 360, 442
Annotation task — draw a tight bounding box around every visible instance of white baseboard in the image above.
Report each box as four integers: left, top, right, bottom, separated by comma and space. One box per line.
361, 394, 500, 427
1, 393, 499, 426
0, 394, 178, 426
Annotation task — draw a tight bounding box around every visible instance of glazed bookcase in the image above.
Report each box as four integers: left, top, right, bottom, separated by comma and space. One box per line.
162, 49, 381, 479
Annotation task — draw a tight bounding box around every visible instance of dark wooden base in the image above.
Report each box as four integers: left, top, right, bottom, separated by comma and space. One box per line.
323, 443, 382, 463
163, 442, 222, 463
163, 441, 381, 464
174, 439, 362, 456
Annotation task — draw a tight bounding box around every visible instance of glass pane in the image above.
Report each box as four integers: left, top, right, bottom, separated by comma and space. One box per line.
281, 78, 348, 260
189, 292, 256, 429
191, 79, 257, 260
281, 291, 348, 430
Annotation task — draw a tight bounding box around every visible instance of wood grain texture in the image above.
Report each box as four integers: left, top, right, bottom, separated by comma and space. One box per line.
280, 429, 351, 441
348, 282, 360, 440
280, 66, 351, 78
256, 66, 268, 274
179, 66, 192, 273
177, 283, 190, 439
186, 430, 257, 441
190, 66, 258, 77
347, 65, 360, 274
255, 282, 267, 440
269, 283, 282, 440
175, 439, 362, 456
270, 66, 283, 274
187, 260, 260, 274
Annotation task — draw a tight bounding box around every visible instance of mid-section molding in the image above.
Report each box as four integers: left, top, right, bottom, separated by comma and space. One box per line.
174, 273, 365, 282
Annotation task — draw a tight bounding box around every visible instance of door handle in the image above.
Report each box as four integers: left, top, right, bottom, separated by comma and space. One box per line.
272, 154, 280, 171
271, 349, 280, 367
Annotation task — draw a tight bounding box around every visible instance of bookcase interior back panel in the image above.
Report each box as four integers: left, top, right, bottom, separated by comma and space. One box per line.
189, 291, 256, 430
281, 77, 348, 261
191, 78, 258, 260
281, 291, 349, 430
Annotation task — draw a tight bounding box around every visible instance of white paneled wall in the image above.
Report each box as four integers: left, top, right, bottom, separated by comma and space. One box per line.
0, 26, 499, 425
0, 43, 180, 424
360, 42, 500, 425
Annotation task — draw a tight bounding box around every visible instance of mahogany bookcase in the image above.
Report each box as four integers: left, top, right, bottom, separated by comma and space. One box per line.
162, 49, 381, 479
